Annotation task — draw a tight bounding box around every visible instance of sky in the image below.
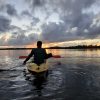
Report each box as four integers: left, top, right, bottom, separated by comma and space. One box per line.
0, 0, 100, 46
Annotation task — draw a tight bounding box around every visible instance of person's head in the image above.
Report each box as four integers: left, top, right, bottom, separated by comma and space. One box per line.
37, 41, 42, 48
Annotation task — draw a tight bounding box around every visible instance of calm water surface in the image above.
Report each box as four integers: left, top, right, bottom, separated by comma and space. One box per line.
0, 49, 100, 100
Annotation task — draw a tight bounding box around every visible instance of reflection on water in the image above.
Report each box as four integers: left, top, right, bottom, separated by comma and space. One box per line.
0, 49, 100, 100
47, 49, 100, 58
0, 49, 100, 58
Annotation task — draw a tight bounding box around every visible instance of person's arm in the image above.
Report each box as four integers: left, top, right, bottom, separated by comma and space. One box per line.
44, 49, 47, 58
43, 49, 47, 63
44, 49, 52, 59
23, 49, 34, 65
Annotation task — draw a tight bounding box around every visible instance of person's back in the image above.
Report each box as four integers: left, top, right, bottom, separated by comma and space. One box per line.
32, 48, 47, 65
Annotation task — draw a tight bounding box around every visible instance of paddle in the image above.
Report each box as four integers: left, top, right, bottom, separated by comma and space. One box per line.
19, 55, 61, 59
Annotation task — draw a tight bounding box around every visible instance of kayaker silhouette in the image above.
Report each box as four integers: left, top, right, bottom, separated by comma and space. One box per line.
23, 41, 52, 66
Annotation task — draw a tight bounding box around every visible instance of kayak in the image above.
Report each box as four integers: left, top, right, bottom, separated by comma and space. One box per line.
26, 62, 48, 74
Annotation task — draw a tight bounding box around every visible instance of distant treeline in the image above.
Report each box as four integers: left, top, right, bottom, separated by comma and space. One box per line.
0, 48, 33, 50
48, 45, 100, 49
0, 45, 100, 50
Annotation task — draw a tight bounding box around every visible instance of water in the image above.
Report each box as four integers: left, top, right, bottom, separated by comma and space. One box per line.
0, 49, 100, 100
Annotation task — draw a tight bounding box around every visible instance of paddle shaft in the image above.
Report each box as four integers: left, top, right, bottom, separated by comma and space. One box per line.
19, 55, 61, 59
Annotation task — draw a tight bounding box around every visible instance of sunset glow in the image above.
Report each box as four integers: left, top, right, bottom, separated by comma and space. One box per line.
0, 0, 100, 46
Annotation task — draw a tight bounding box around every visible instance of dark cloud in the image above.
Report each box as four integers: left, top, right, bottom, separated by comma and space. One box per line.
21, 10, 40, 26
0, 3, 18, 18
41, 22, 74, 42
21, 10, 32, 17
7, 33, 27, 45
27, 33, 38, 42
0, 15, 11, 32
0, 0, 100, 45
5, 24, 39, 45
24, 0, 48, 16
25, 0, 45, 7
7, 32, 39, 45
0, 5, 5, 12
84, 21, 100, 38
10, 25, 22, 31
32, 0, 45, 6
47, 0, 100, 41
42, 23, 85, 42
24, 0, 100, 42
31, 17, 40, 26
0, 0, 6, 10
6, 4, 17, 16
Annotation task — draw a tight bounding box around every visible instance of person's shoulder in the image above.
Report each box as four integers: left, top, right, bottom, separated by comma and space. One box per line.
32, 48, 37, 51
31, 48, 37, 52
41, 48, 45, 50
38, 48, 46, 52
41, 48, 46, 51
42, 48, 46, 53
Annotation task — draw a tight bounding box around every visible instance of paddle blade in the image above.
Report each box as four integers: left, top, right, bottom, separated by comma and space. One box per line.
19, 56, 27, 59
53, 55, 61, 58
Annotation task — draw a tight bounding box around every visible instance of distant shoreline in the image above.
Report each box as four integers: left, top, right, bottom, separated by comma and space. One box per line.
0, 48, 33, 50
0, 46, 100, 50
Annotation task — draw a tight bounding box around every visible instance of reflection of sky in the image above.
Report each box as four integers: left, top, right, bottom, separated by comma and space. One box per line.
0, 49, 100, 58
0, 49, 100, 99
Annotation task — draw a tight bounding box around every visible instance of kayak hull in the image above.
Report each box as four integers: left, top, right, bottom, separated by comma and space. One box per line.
26, 62, 48, 73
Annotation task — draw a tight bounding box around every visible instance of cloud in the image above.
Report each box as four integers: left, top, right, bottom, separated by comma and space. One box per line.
31, 16, 40, 26
2, 24, 39, 45
6, 32, 39, 45
8, 33, 27, 45
21, 10, 32, 17
41, 22, 86, 42
50, 0, 100, 41
0, 0, 100, 45
0, 3, 18, 17
25, 0, 45, 8
41, 22, 72, 42
6, 4, 18, 16
23, 0, 100, 42
0, 0, 6, 7
0, 15, 11, 32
